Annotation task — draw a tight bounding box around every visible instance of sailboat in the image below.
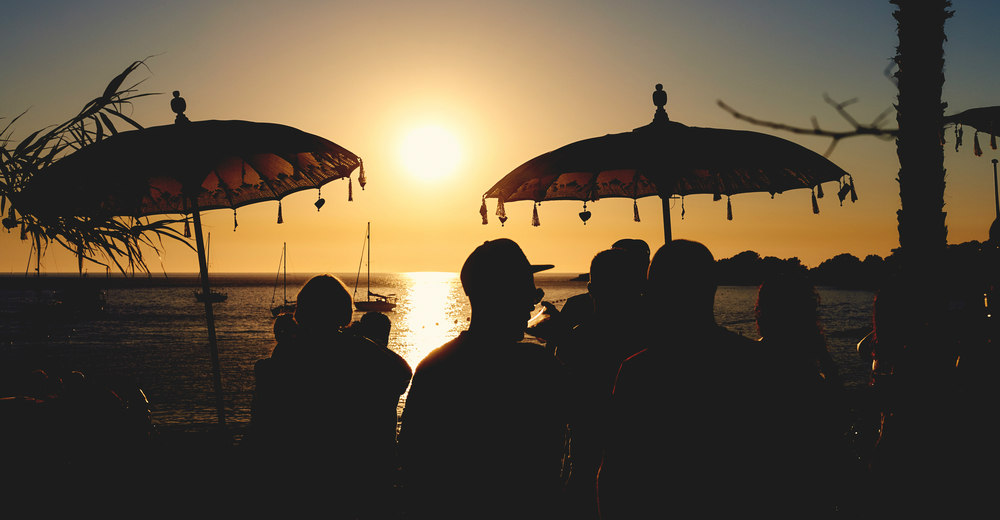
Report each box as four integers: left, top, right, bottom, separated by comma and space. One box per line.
270, 242, 296, 317
354, 222, 397, 312
194, 233, 228, 303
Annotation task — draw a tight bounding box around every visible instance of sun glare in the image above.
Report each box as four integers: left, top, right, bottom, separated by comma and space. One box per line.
399, 125, 462, 180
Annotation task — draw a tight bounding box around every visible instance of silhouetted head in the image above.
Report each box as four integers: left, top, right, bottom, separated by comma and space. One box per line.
359, 311, 392, 347
293, 275, 353, 332
755, 273, 821, 340
588, 248, 646, 314
460, 238, 553, 339
647, 240, 717, 323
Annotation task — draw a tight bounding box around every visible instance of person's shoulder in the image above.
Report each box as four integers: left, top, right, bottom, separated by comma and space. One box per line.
413, 335, 466, 374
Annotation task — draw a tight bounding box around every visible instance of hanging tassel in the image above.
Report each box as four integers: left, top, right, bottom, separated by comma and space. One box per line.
816, 183, 824, 199
837, 181, 850, 205
358, 160, 367, 190
233, 210, 238, 231
713, 193, 722, 201
633, 199, 640, 222
348, 177, 354, 201
681, 196, 686, 220
726, 196, 733, 221
20, 222, 27, 240
955, 124, 963, 152
992, 134, 997, 150
277, 201, 284, 224
183, 218, 191, 238
974, 131, 983, 156
812, 189, 820, 214
480, 197, 489, 225
497, 199, 507, 226
849, 178, 858, 203
532, 203, 540, 227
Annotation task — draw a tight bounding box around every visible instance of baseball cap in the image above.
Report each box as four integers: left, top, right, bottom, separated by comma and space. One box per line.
460, 239, 554, 297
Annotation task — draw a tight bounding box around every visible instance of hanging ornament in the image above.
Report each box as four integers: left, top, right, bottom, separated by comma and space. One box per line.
726, 196, 733, 221
277, 201, 284, 224
849, 178, 858, 203
713, 193, 722, 202
315, 188, 326, 211
497, 199, 507, 226
579, 202, 592, 224
633, 199, 640, 222
812, 189, 820, 214
974, 131, 983, 156
480, 197, 488, 225
532, 203, 540, 227
955, 124, 963, 152
681, 196, 686, 220
233, 210, 238, 231
358, 160, 367, 190
837, 180, 850, 206
992, 134, 997, 150
183, 217, 191, 238
348, 178, 354, 201
816, 183, 824, 199
20, 221, 27, 240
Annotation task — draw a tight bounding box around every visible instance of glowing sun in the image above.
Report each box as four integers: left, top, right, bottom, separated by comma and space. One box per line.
398, 125, 462, 180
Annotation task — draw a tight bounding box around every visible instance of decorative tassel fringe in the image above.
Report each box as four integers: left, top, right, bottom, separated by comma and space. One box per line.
277, 201, 284, 224
497, 199, 507, 226
348, 178, 354, 201
849, 179, 858, 203
812, 189, 820, 214
713, 193, 722, 202
480, 198, 488, 225
992, 134, 997, 150
816, 183, 824, 199
183, 218, 191, 238
233, 210, 238, 231
955, 125, 963, 152
838, 181, 850, 206
681, 197, 686, 220
975, 132, 983, 156
20, 222, 27, 241
726, 196, 733, 221
358, 160, 367, 189
532, 203, 540, 227
633, 200, 640, 222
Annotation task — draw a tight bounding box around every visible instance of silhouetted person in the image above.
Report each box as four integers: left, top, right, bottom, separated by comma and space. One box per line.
754, 273, 862, 515
250, 274, 412, 517
397, 239, 567, 520
531, 239, 650, 349
352, 311, 392, 348
554, 247, 649, 520
597, 239, 773, 518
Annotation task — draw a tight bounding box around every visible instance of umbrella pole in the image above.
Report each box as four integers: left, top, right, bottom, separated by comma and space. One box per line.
190, 204, 227, 430
661, 195, 673, 243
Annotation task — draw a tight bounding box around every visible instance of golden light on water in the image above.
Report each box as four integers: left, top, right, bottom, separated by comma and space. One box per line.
392, 272, 469, 370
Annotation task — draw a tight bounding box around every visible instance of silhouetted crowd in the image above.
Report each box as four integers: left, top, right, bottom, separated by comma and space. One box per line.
3, 236, 996, 517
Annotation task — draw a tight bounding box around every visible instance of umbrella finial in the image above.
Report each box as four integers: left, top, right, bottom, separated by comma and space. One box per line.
171, 91, 190, 124
653, 84, 669, 122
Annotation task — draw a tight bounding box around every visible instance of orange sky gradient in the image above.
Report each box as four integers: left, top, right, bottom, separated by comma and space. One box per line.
3, 1, 999, 276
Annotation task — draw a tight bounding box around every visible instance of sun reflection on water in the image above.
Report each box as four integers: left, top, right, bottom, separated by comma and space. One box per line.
389, 272, 469, 372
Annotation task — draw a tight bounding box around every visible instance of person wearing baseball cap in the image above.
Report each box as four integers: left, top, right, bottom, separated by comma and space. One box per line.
399, 238, 566, 519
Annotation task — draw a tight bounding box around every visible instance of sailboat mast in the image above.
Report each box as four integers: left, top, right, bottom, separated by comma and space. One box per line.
282, 242, 287, 302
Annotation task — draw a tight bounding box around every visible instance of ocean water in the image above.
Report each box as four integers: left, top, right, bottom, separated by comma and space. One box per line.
0, 273, 875, 433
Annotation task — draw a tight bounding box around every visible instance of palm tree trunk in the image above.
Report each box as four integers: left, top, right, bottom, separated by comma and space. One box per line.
892, 0, 953, 269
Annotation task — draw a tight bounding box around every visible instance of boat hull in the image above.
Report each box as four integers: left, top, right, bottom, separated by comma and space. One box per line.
355, 300, 396, 313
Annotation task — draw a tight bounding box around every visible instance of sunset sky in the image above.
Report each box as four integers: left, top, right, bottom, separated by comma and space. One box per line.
3, 0, 999, 276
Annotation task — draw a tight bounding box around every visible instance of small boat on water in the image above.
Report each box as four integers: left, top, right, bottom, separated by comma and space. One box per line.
270, 242, 296, 317
354, 222, 397, 313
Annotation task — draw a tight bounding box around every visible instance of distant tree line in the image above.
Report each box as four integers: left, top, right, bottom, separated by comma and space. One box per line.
716, 240, 994, 290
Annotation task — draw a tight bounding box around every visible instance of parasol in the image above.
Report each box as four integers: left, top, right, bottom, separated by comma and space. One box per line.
20, 92, 365, 428
482, 84, 857, 242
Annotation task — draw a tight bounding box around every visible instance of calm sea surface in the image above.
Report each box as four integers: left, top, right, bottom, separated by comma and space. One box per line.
0, 273, 875, 433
